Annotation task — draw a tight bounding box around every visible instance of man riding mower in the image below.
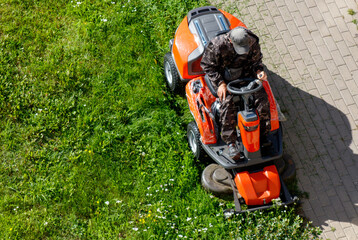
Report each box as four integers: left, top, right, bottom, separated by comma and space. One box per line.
163, 6, 296, 213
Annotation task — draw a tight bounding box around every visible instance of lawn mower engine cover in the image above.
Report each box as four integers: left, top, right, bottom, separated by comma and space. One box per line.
171, 6, 246, 80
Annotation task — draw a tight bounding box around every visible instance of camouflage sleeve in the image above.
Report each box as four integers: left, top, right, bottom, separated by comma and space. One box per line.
248, 38, 264, 74
200, 41, 224, 90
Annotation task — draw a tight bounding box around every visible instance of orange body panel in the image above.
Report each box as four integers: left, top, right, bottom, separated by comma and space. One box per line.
262, 80, 279, 131
238, 113, 260, 153
220, 10, 247, 29
173, 16, 200, 80
235, 165, 281, 206
186, 77, 217, 144
173, 10, 246, 80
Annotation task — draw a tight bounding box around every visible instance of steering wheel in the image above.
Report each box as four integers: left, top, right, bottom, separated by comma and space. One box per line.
227, 78, 263, 95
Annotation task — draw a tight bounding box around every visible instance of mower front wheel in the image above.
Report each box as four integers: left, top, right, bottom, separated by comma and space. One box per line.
187, 121, 204, 160
164, 52, 181, 92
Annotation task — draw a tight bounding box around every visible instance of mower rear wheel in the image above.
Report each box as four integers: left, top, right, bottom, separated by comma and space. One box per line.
187, 121, 204, 160
164, 52, 181, 92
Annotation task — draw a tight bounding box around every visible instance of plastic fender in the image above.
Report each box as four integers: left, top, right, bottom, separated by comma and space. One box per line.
238, 113, 260, 152
185, 77, 217, 144
219, 9, 247, 29
262, 80, 279, 131
173, 17, 202, 80
235, 165, 281, 206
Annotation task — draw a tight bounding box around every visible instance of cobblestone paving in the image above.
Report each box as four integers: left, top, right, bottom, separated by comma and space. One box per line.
211, 0, 358, 239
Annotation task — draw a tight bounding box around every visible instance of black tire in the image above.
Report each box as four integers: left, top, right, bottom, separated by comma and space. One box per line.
187, 121, 204, 160
164, 52, 181, 92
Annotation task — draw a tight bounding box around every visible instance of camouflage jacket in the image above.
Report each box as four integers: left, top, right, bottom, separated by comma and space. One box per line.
200, 29, 264, 90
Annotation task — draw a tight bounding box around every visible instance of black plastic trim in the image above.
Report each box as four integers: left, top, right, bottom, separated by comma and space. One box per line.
187, 6, 220, 23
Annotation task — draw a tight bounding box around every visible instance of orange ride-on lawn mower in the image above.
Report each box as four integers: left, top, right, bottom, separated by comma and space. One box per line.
163, 6, 297, 213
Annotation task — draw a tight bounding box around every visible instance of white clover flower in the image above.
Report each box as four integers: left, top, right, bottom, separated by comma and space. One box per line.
105, 201, 109, 205
77, 1, 81, 4
186, 217, 191, 221
132, 227, 138, 231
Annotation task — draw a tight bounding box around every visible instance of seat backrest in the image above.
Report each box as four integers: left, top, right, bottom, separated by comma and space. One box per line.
204, 75, 219, 98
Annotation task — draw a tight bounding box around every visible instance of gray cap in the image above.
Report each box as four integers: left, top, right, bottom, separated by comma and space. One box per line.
229, 28, 250, 55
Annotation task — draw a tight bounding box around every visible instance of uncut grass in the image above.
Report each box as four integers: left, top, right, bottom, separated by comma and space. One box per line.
0, 0, 320, 239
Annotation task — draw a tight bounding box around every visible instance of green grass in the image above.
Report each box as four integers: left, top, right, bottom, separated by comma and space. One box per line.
0, 0, 321, 239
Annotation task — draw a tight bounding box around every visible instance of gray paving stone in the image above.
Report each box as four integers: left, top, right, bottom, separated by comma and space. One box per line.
296, 1, 311, 17
343, 55, 358, 73
346, 79, 358, 96
309, 6, 324, 22
350, 46, 358, 63
328, 2, 343, 19
343, 227, 358, 240
303, 16, 318, 32
281, 30, 295, 46
329, 26, 344, 42
316, 0, 329, 13
335, 17, 351, 33
342, 32, 357, 48
265, 1, 280, 17
334, 99, 350, 115
327, 84, 343, 100
314, 78, 329, 95
337, 40, 354, 58
317, 20, 333, 37
290, 10, 305, 27
326, 59, 341, 76
348, 105, 358, 123
324, 231, 338, 240
278, 5, 292, 22
317, 44, 333, 61
332, 51, 347, 68
331, 220, 348, 239
341, 89, 355, 106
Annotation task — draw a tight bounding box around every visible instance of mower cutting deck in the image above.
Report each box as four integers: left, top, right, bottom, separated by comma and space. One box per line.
164, 6, 297, 213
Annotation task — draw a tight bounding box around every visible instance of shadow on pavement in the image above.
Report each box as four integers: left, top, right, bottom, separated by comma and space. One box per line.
267, 69, 358, 229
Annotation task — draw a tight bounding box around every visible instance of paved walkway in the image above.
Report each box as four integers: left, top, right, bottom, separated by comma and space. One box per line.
211, 0, 358, 239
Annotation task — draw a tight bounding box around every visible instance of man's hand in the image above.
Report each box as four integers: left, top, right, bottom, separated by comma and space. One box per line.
257, 70, 267, 81
218, 82, 227, 102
